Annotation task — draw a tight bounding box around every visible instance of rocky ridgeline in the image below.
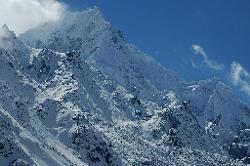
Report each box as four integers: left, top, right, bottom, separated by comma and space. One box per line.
0, 7, 249, 166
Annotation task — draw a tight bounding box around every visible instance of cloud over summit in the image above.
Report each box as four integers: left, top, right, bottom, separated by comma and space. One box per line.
0, 0, 66, 35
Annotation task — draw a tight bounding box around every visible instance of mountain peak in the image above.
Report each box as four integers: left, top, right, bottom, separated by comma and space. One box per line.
0, 24, 16, 39
0, 24, 29, 67
63, 6, 105, 22
19, 6, 111, 52
0, 24, 20, 50
1, 6, 250, 165
85, 6, 103, 16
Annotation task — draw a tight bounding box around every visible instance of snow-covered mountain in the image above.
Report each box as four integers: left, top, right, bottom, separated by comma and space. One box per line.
0, 7, 249, 165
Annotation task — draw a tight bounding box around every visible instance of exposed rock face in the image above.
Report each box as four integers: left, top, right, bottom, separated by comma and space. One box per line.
0, 7, 248, 165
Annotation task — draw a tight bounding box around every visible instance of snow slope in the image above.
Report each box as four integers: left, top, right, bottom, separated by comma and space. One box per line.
0, 7, 249, 165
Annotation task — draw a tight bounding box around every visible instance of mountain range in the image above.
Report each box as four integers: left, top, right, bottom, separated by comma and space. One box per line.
0, 7, 249, 166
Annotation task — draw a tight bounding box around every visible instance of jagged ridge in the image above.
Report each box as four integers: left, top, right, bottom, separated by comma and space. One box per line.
0, 7, 249, 165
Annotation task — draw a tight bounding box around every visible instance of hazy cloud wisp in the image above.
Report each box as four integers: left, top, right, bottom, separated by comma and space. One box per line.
230, 62, 250, 96
0, 0, 66, 35
192, 44, 224, 70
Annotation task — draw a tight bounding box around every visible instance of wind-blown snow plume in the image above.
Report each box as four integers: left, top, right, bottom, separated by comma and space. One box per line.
192, 44, 224, 70
230, 62, 250, 96
0, 0, 66, 35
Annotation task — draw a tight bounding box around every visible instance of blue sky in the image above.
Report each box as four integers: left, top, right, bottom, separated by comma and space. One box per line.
61, 0, 250, 103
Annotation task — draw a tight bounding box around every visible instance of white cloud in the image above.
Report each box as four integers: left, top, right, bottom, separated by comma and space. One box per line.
230, 62, 250, 96
192, 44, 224, 70
0, 0, 66, 35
